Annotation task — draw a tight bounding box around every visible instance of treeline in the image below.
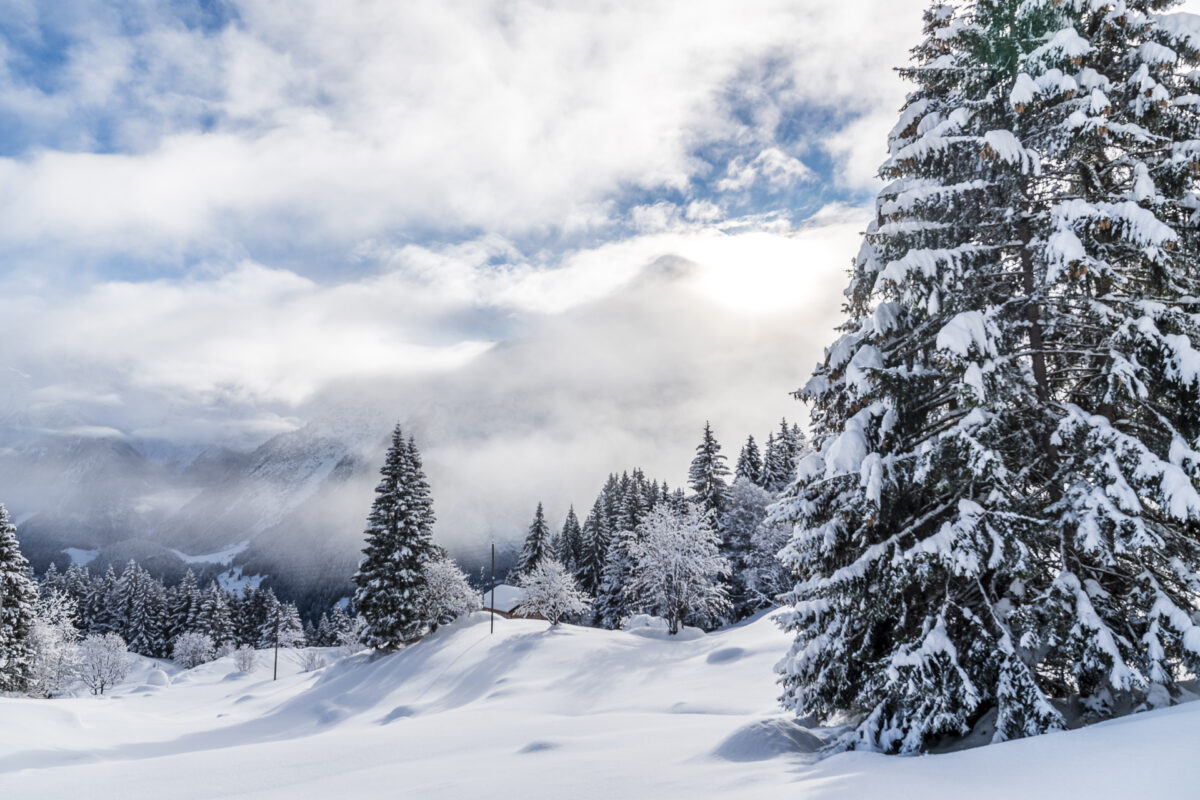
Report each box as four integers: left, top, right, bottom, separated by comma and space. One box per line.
34, 560, 358, 659
510, 417, 810, 632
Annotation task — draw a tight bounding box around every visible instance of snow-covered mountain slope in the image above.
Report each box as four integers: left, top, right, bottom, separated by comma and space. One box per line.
1, 612, 1196, 799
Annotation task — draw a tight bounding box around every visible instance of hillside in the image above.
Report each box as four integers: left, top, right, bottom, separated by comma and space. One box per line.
1, 612, 1196, 799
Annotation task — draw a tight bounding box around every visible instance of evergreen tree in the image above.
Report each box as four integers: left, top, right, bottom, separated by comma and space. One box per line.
83, 565, 119, 636
760, 431, 788, 493
576, 497, 610, 596
198, 583, 235, 650
61, 565, 90, 630
315, 612, 335, 647
790, 422, 810, 463
556, 505, 583, 571
40, 562, 62, 598
688, 422, 731, 520
117, 561, 166, 657
515, 502, 552, 578
168, 569, 203, 645
0, 505, 37, 693
353, 425, 439, 650
722, 477, 775, 619
594, 526, 637, 630
235, 584, 265, 647
277, 602, 306, 648
767, 419, 798, 494
735, 435, 763, 485
778, 0, 1200, 753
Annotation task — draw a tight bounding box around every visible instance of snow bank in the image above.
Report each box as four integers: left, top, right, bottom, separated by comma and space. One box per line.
2, 613, 1200, 799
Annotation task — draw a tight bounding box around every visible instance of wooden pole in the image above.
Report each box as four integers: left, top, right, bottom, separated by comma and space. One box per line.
273, 604, 280, 681
490, 541, 495, 634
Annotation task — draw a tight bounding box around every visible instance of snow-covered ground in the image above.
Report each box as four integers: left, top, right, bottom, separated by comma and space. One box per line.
2, 612, 1197, 799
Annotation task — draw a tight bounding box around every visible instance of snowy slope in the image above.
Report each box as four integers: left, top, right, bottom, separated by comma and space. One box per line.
1, 612, 1197, 799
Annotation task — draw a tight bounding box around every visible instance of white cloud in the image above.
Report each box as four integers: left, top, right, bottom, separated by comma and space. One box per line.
716, 147, 814, 193
0, 0, 925, 257
0, 209, 863, 438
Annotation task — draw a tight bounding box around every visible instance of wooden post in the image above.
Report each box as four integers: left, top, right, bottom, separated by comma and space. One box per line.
490, 541, 495, 634
273, 604, 280, 681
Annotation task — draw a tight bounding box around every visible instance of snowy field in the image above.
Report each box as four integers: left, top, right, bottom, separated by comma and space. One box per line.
1, 611, 1197, 799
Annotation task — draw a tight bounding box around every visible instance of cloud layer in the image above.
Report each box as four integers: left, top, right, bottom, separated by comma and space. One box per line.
0, 0, 956, 544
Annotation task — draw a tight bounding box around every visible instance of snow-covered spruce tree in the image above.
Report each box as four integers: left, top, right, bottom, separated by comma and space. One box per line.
735, 435, 764, 485
83, 565, 119, 636
760, 432, 787, 494
198, 583, 235, 651
627, 504, 729, 635
117, 561, 168, 658
723, 477, 777, 618
0, 504, 37, 693
556, 505, 583, 572
353, 425, 439, 650
777, 1, 1200, 753
688, 422, 731, 520
576, 497, 610, 596
168, 569, 203, 645
594, 525, 637, 629
516, 559, 591, 626
745, 506, 793, 611
515, 502, 552, 578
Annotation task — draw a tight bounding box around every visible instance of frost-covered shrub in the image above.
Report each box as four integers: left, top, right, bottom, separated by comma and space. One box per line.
300, 649, 326, 672
516, 559, 591, 625
27, 590, 80, 698
172, 631, 215, 669
626, 504, 729, 635
77, 633, 131, 695
233, 645, 257, 673
420, 557, 481, 632
336, 618, 365, 658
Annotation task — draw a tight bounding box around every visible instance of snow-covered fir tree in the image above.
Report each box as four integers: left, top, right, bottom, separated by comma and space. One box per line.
594, 525, 637, 629
688, 422, 731, 520
626, 504, 729, 635
763, 419, 797, 494
759, 432, 785, 494
777, 0, 1200, 753
516, 559, 591, 625
236, 585, 269, 647
278, 602, 306, 648
83, 565, 119, 636
117, 561, 168, 658
515, 502, 552, 578
790, 422, 811, 464
576, 497, 610, 596
735, 435, 764, 485
199, 582, 235, 650
168, 569, 203, 644
0, 504, 37, 693
353, 425, 439, 650
556, 506, 583, 572
721, 477, 776, 618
